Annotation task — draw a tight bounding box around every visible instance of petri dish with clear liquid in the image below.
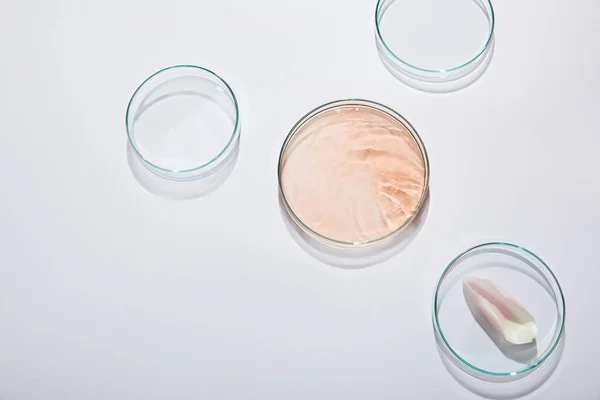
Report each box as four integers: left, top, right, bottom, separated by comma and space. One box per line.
376, 0, 495, 85
126, 65, 240, 181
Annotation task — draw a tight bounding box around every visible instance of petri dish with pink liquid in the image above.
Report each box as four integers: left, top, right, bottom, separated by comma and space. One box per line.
278, 99, 429, 248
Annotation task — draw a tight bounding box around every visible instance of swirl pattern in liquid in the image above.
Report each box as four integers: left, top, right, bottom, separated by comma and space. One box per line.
280, 104, 426, 244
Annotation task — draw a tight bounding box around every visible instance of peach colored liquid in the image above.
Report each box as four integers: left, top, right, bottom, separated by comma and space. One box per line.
280, 104, 426, 243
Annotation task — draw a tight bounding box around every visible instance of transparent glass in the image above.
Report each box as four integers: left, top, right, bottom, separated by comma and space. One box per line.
433, 243, 566, 377
278, 99, 430, 248
126, 65, 240, 181
376, 0, 495, 82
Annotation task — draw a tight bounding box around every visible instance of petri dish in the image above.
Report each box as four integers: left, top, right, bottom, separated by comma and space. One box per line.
375, 0, 495, 82
126, 65, 240, 181
278, 99, 429, 248
433, 243, 566, 378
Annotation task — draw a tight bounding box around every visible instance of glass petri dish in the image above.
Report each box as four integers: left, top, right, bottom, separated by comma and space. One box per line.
375, 0, 495, 82
278, 99, 430, 248
433, 243, 566, 378
126, 65, 240, 181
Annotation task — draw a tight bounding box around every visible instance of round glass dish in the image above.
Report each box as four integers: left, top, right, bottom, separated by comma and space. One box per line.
278, 99, 429, 248
126, 65, 240, 181
433, 243, 566, 378
375, 0, 495, 82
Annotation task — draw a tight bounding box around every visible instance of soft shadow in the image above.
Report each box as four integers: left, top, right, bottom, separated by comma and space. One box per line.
435, 327, 566, 399
463, 286, 538, 365
126, 141, 239, 200
279, 192, 430, 269
377, 36, 495, 94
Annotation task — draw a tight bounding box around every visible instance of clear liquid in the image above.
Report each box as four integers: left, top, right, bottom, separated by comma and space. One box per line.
379, 0, 491, 70
133, 77, 235, 172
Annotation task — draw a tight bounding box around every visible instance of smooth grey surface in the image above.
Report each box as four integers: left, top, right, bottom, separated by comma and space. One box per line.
1, 0, 599, 399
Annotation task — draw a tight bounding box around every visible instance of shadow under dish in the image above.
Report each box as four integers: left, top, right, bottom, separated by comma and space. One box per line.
278, 99, 429, 248
378, 36, 495, 94
279, 191, 430, 268
435, 327, 566, 400
127, 141, 239, 200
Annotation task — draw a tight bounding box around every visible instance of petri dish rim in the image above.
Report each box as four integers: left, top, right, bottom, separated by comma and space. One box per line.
433, 242, 566, 377
277, 98, 430, 247
125, 64, 240, 175
375, 0, 496, 75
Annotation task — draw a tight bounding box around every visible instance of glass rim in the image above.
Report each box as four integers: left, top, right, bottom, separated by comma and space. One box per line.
433, 242, 566, 377
375, 0, 496, 75
277, 98, 430, 247
125, 64, 240, 175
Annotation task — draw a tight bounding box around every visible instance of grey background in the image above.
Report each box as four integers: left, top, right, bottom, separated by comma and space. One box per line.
1, 0, 599, 399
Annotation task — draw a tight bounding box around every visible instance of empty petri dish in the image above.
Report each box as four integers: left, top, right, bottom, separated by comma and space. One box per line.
126, 65, 240, 181
278, 99, 429, 247
375, 0, 495, 83
433, 243, 566, 378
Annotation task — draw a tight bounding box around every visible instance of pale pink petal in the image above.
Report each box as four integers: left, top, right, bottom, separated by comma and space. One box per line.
463, 277, 537, 345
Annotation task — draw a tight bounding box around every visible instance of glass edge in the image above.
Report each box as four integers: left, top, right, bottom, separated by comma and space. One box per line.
432, 241, 566, 377
125, 64, 240, 175
374, 0, 496, 75
277, 98, 430, 248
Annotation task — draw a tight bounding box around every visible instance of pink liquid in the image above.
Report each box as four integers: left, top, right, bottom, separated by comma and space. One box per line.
280, 104, 426, 243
